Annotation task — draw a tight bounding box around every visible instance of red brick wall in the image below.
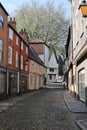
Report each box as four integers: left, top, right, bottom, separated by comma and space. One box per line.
0, 7, 8, 66
30, 44, 44, 54
8, 26, 29, 74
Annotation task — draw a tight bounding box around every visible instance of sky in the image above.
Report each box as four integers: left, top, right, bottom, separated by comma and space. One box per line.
0, 0, 71, 17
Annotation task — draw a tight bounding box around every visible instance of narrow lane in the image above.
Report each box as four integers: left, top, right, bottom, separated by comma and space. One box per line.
0, 89, 79, 130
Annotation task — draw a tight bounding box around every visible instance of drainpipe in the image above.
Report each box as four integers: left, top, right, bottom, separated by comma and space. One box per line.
7, 69, 9, 95
17, 72, 20, 94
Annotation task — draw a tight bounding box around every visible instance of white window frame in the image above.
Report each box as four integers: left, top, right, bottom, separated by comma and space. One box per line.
32, 61, 35, 66
0, 39, 4, 61
15, 52, 18, 67
9, 28, 13, 40
0, 14, 4, 27
16, 36, 18, 45
21, 55, 23, 69
8, 46, 12, 64
21, 41, 23, 50
26, 46, 28, 54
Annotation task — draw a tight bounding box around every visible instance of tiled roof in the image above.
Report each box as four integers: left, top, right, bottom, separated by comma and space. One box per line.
28, 47, 45, 67
29, 37, 45, 43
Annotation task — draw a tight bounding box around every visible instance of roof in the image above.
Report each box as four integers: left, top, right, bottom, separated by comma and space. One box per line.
29, 37, 45, 43
29, 37, 49, 48
0, 3, 9, 16
66, 26, 71, 57
28, 47, 46, 67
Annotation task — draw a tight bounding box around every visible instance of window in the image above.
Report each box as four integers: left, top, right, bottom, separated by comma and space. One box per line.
0, 15, 4, 27
49, 74, 52, 79
15, 52, 18, 67
16, 36, 18, 45
32, 61, 35, 66
9, 28, 13, 40
21, 56, 23, 69
0, 39, 4, 61
50, 68, 54, 72
21, 41, 23, 50
78, 69, 85, 101
26, 46, 28, 54
8, 46, 12, 64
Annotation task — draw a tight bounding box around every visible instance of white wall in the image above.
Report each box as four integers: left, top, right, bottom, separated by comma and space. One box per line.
48, 52, 58, 68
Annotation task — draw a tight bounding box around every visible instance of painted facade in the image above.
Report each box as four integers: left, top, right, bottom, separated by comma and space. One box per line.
47, 52, 58, 82
28, 47, 46, 90
67, 0, 87, 103
29, 38, 59, 83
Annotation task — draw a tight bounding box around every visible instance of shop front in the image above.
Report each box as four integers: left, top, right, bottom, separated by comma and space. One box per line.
0, 66, 7, 100
7, 70, 18, 97
20, 74, 28, 93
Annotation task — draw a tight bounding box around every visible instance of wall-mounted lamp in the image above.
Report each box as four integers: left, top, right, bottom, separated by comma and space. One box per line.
25, 58, 29, 65
79, 0, 87, 17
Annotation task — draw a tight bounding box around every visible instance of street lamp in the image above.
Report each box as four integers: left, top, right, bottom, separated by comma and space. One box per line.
79, 0, 87, 17
24, 58, 29, 65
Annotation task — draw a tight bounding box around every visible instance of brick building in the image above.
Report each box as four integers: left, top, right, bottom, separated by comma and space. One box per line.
0, 3, 29, 98
0, 2, 47, 100
28, 47, 46, 90
7, 20, 29, 96
0, 3, 9, 99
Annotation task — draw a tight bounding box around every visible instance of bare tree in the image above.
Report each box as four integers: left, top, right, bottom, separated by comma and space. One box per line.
15, 0, 69, 58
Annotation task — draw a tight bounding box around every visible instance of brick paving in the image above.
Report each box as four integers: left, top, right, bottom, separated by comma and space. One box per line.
0, 88, 85, 130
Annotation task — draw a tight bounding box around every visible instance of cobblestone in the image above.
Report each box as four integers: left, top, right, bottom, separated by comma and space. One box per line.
0, 89, 85, 130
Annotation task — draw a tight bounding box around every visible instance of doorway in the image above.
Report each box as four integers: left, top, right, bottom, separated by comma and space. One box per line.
78, 69, 85, 102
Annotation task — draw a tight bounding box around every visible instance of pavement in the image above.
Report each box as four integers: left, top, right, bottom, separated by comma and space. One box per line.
63, 90, 87, 130
0, 89, 87, 130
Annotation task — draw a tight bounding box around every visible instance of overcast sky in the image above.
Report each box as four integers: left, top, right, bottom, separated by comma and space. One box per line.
0, 0, 71, 17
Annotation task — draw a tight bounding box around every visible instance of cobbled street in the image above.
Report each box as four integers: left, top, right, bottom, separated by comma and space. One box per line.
0, 89, 86, 130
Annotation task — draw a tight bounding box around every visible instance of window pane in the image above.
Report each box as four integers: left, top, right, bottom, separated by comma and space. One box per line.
21, 56, 23, 69
26, 46, 28, 54
21, 41, 23, 50
15, 52, 18, 67
0, 15, 4, 27
50, 68, 54, 72
0, 39, 3, 61
9, 28, 13, 40
8, 47, 12, 64
16, 36, 18, 45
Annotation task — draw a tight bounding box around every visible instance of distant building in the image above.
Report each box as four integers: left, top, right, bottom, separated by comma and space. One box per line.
29, 38, 59, 83
47, 52, 58, 82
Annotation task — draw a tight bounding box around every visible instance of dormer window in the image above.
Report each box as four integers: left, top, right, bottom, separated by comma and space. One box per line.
0, 14, 4, 28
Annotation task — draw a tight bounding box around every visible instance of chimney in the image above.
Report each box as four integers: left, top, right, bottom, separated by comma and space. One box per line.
19, 28, 29, 43
9, 17, 16, 29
